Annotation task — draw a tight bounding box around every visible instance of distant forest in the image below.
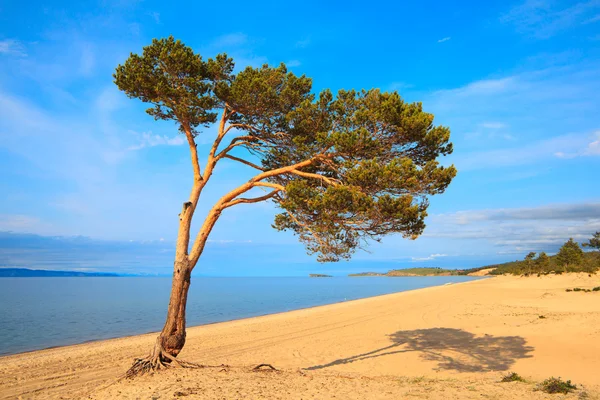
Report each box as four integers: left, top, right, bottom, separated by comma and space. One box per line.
350, 233, 600, 277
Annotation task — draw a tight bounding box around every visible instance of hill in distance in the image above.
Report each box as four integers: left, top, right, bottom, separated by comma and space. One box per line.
0, 268, 120, 277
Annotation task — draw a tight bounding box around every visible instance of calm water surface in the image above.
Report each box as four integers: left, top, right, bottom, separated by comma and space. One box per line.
0, 276, 480, 355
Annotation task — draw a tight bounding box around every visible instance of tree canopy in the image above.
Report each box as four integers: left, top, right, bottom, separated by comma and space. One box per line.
583, 232, 600, 250
114, 36, 456, 262
556, 238, 584, 267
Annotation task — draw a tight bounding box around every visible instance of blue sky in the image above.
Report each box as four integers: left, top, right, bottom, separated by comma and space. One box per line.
1, 0, 599, 276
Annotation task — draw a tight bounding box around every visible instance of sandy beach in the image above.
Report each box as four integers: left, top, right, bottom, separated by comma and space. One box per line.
1, 273, 599, 399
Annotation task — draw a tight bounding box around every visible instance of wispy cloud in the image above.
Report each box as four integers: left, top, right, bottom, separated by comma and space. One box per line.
585, 131, 600, 155
204, 33, 267, 70
459, 132, 598, 170
501, 0, 600, 38
481, 122, 506, 129
149, 11, 160, 24
444, 77, 516, 97
389, 82, 415, 91
79, 43, 95, 76
583, 13, 600, 23
0, 39, 26, 56
0, 89, 192, 240
0, 215, 49, 233
437, 37, 451, 43
127, 131, 185, 151
412, 253, 448, 261
426, 60, 600, 168
555, 131, 600, 158
286, 59, 301, 67
211, 33, 248, 48
427, 202, 600, 254
295, 37, 311, 48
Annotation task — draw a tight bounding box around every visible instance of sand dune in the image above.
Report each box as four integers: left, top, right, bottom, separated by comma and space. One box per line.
1, 274, 599, 399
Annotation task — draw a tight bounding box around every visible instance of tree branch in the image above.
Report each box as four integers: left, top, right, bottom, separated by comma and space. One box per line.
188, 155, 326, 265
223, 189, 281, 208
289, 170, 340, 186
222, 123, 257, 136
254, 182, 285, 190
183, 124, 202, 184
215, 136, 260, 160
203, 107, 230, 181
224, 155, 265, 171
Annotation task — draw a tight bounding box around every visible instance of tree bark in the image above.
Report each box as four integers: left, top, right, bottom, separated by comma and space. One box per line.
156, 258, 191, 358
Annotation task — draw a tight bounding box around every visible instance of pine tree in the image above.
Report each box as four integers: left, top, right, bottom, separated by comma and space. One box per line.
114, 37, 457, 375
556, 238, 584, 268
583, 232, 600, 250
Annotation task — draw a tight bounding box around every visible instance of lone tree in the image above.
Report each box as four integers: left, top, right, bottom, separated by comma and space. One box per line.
523, 252, 536, 276
556, 238, 584, 268
583, 232, 600, 250
114, 37, 456, 375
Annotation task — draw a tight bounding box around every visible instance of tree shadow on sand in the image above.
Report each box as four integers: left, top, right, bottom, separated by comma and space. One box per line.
305, 328, 534, 373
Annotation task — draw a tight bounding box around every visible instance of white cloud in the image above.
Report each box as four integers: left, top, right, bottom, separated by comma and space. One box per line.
501, 0, 600, 38
389, 82, 414, 91
583, 131, 600, 155
0, 39, 26, 56
425, 61, 600, 170
551, 131, 600, 158
458, 132, 598, 170
457, 77, 516, 95
0, 215, 47, 232
128, 131, 185, 151
426, 202, 600, 254
429, 77, 517, 106
211, 33, 248, 48
286, 59, 301, 67
481, 122, 506, 129
411, 253, 448, 261
437, 37, 451, 43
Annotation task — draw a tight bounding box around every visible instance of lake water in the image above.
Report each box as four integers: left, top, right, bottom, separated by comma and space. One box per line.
0, 276, 479, 355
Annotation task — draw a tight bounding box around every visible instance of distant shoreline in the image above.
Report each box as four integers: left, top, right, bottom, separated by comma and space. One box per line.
0, 276, 482, 357
0, 268, 120, 278
349, 267, 491, 277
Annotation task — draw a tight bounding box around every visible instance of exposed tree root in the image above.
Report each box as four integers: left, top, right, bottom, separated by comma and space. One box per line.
253, 363, 279, 371
124, 341, 203, 379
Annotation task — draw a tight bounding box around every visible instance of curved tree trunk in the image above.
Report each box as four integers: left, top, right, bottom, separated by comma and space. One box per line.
126, 252, 199, 377
157, 258, 191, 358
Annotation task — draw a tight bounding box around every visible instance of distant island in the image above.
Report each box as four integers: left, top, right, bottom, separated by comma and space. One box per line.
0, 268, 120, 277
350, 267, 494, 277
309, 273, 333, 278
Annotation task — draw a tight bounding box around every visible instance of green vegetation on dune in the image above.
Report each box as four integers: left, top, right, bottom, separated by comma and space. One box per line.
485, 236, 600, 276
537, 377, 577, 394
348, 272, 386, 277
350, 234, 600, 278
387, 267, 453, 276
350, 267, 477, 277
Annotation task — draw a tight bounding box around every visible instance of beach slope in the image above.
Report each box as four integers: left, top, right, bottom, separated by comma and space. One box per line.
1, 274, 599, 399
